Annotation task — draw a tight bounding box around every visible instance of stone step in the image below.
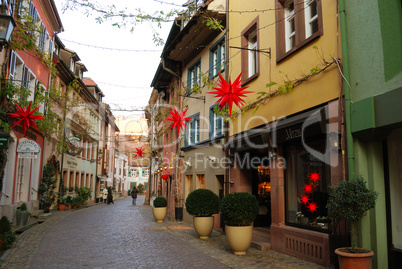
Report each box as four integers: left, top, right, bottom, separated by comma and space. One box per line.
251, 241, 272, 251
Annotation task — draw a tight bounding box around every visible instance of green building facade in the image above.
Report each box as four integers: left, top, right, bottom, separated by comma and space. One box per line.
341, 0, 402, 268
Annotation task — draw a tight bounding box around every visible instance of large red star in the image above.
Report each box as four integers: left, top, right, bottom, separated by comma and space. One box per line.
8, 102, 44, 136
303, 184, 313, 194
309, 172, 320, 183
134, 147, 145, 158
166, 107, 192, 135
207, 72, 252, 116
307, 202, 319, 213
299, 194, 310, 205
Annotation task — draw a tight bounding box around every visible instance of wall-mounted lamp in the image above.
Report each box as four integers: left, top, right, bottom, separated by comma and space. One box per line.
329, 132, 341, 152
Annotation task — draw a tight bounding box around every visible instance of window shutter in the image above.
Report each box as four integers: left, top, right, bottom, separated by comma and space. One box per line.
209, 106, 214, 139
185, 122, 189, 147
209, 50, 213, 79
190, 119, 195, 144
187, 68, 191, 91
9, 50, 16, 81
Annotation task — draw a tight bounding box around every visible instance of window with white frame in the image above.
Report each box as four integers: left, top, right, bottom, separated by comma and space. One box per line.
284, 1, 296, 52
144, 168, 149, 177
209, 105, 223, 138
132, 169, 137, 177
187, 60, 201, 92
248, 31, 258, 77
185, 114, 200, 146
39, 22, 46, 51
304, 0, 319, 39
209, 38, 225, 78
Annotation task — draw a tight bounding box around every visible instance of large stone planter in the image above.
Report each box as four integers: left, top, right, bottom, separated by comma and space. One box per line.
193, 216, 214, 239
225, 225, 253, 255
153, 207, 167, 223
16, 212, 30, 226
335, 247, 374, 269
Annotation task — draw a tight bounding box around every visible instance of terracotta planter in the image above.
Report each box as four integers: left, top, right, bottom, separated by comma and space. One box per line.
152, 207, 167, 223
68, 205, 72, 210
335, 247, 374, 269
193, 216, 214, 239
225, 225, 253, 255
59, 204, 66, 211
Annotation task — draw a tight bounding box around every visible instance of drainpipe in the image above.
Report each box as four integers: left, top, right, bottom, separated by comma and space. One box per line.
224, 0, 230, 196
162, 59, 180, 79
339, 0, 354, 178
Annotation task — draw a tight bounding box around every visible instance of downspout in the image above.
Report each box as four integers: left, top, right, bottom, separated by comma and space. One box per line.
162, 59, 180, 79
224, 0, 230, 196
339, 0, 354, 178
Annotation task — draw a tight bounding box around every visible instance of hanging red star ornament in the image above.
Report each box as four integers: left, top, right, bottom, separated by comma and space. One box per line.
208, 72, 252, 116
309, 172, 320, 183
307, 202, 319, 213
161, 174, 169, 180
299, 194, 310, 205
303, 184, 313, 194
166, 107, 192, 135
8, 101, 44, 136
134, 147, 145, 158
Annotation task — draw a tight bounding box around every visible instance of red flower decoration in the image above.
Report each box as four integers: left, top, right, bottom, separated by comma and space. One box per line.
307, 202, 319, 213
299, 194, 310, 205
166, 107, 192, 135
134, 147, 145, 158
309, 172, 320, 183
8, 102, 44, 136
303, 184, 313, 194
161, 174, 169, 180
208, 72, 252, 116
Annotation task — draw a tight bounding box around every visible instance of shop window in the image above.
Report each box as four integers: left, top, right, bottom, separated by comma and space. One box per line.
184, 175, 193, 205
285, 139, 331, 231
275, 0, 323, 62
196, 174, 205, 189
241, 16, 259, 83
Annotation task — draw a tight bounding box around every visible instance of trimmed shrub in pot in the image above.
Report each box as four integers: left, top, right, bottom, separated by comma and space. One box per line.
220, 192, 259, 255
327, 175, 378, 269
185, 189, 220, 239
153, 196, 167, 222
0, 216, 16, 250
15, 203, 32, 226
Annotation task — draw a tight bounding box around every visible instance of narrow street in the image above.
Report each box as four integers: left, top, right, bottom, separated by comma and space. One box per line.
0, 195, 330, 269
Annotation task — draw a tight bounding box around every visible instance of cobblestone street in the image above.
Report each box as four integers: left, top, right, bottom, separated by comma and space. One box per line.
0, 196, 331, 269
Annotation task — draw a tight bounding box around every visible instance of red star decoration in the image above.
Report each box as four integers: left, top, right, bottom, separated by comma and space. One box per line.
134, 147, 145, 158
166, 107, 192, 135
299, 194, 310, 205
307, 202, 319, 213
8, 102, 44, 136
303, 184, 313, 194
309, 172, 320, 182
207, 72, 252, 116
161, 174, 169, 180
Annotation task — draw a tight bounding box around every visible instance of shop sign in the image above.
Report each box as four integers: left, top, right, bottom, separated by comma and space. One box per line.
17, 140, 41, 153
67, 136, 83, 156
0, 137, 8, 149
18, 153, 37, 159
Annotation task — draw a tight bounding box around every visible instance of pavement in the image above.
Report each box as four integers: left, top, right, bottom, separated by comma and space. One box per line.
0, 195, 332, 269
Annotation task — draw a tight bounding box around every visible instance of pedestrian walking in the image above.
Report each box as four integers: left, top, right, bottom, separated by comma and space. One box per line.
131, 186, 139, 205
102, 187, 108, 203
107, 186, 114, 204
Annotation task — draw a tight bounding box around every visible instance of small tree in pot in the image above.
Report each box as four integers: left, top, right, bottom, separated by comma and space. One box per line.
220, 192, 259, 255
185, 189, 220, 239
153, 196, 167, 223
327, 175, 378, 269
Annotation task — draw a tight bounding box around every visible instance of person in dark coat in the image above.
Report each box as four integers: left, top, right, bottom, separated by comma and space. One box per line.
131, 186, 139, 205
107, 186, 114, 204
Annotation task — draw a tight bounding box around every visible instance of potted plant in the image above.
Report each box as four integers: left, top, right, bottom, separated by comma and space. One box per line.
152, 196, 167, 223
0, 216, 16, 250
327, 175, 378, 269
15, 203, 32, 226
220, 192, 259, 255
58, 197, 67, 211
66, 196, 73, 210
185, 189, 220, 239
72, 196, 83, 209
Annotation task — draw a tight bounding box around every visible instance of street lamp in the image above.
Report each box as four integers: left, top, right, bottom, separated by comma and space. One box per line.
0, 3, 16, 51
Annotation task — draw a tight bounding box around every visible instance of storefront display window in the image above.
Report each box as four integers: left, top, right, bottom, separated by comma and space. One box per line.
285, 139, 331, 231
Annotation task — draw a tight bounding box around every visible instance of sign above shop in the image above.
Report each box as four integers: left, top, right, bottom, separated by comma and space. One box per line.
18, 153, 37, 159
0, 136, 8, 149
17, 140, 40, 153
67, 136, 83, 156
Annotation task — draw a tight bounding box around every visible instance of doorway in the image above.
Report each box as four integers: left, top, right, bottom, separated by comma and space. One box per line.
251, 154, 271, 227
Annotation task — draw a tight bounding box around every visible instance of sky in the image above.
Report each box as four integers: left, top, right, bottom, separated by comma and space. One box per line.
54, 0, 185, 117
